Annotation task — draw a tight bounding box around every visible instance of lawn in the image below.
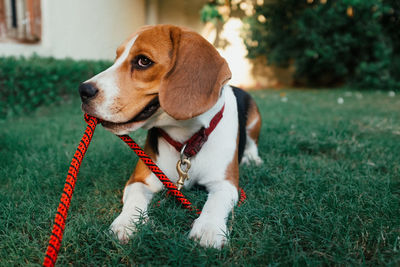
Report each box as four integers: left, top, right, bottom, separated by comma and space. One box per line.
0, 89, 399, 266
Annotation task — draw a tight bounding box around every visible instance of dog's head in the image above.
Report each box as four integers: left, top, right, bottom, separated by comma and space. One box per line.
79, 25, 231, 134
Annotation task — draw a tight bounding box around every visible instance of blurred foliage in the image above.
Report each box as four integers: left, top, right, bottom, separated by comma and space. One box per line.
202, 0, 400, 89
0, 55, 111, 118
200, 2, 224, 24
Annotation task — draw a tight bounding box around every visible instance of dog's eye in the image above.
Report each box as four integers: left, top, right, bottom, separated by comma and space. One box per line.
132, 55, 154, 70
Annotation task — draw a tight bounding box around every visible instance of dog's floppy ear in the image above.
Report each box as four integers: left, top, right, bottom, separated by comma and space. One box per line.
159, 27, 231, 120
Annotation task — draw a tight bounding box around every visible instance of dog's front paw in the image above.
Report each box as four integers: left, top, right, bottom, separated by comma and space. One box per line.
241, 155, 263, 166
242, 151, 263, 166
189, 217, 228, 249
109, 213, 137, 244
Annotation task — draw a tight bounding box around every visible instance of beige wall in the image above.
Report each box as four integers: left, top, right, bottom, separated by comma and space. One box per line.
0, 0, 291, 88
0, 0, 146, 60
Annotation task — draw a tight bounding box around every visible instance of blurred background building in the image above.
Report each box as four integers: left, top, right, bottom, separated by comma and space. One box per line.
0, 0, 290, 89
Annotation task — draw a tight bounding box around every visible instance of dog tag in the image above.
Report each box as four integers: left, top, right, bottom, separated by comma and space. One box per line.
176, 158, 191, 190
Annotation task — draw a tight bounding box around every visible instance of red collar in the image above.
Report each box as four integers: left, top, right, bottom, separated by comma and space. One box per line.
157, 104, 225, 157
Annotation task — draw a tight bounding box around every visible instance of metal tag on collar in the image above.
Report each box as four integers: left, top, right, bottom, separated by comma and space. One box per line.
176, 144, 191, 190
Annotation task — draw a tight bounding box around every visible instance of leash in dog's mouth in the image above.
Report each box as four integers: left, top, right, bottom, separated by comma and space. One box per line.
101, 97, 160, 127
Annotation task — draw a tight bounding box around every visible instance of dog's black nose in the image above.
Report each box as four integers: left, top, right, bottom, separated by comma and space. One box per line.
79, 82, 99, 102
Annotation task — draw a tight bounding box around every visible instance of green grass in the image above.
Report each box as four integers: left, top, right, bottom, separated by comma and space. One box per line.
0, 89, 399, 266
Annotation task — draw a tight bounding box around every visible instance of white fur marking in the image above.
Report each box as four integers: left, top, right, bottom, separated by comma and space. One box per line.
246, 116, 259, 131
87, 35, 138, 121
109, 181, 154, 243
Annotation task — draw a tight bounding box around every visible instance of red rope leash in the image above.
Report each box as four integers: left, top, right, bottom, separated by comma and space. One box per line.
43, 114, 98, 267
43, 114, 246, 266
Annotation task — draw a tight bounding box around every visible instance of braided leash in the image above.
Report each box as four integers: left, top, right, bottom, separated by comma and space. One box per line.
43, 114, 98, 266
43, 114, 246, 266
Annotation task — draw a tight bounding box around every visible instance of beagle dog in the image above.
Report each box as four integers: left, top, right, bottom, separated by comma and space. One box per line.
79, 25, 262, 249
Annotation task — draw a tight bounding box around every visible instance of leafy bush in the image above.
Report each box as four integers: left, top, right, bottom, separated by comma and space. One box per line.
241, 0, 400, 89
0, 55, 111, 117
200, 2, 223, 24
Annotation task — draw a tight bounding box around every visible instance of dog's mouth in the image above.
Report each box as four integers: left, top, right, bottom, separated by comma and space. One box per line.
101, 97, 160, 128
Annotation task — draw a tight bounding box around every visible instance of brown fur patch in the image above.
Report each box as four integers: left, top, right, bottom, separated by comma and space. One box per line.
111, 26, 182, 122
246, 98, 261, 144
224, 127, 240, 189
159, 28, 231, 120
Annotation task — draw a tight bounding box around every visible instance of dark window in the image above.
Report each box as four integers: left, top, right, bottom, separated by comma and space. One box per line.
0, 0, 41, 43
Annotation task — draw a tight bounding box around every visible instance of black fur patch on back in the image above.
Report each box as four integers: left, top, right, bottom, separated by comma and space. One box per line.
231, 86, 251, 163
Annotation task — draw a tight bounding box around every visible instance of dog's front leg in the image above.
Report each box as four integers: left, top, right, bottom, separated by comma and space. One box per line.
189, 180, 238, 249
110, 149, 163, 243
109, 180, 156, 243
110, 133, 164, 243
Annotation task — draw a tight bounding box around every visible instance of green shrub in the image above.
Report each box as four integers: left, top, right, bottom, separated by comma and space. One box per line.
0, 55, 111, 117
241, 0, 400, 89
200, 2, 223, 24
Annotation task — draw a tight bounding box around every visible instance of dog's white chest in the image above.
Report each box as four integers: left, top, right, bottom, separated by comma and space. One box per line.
153, 87, 239, 190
